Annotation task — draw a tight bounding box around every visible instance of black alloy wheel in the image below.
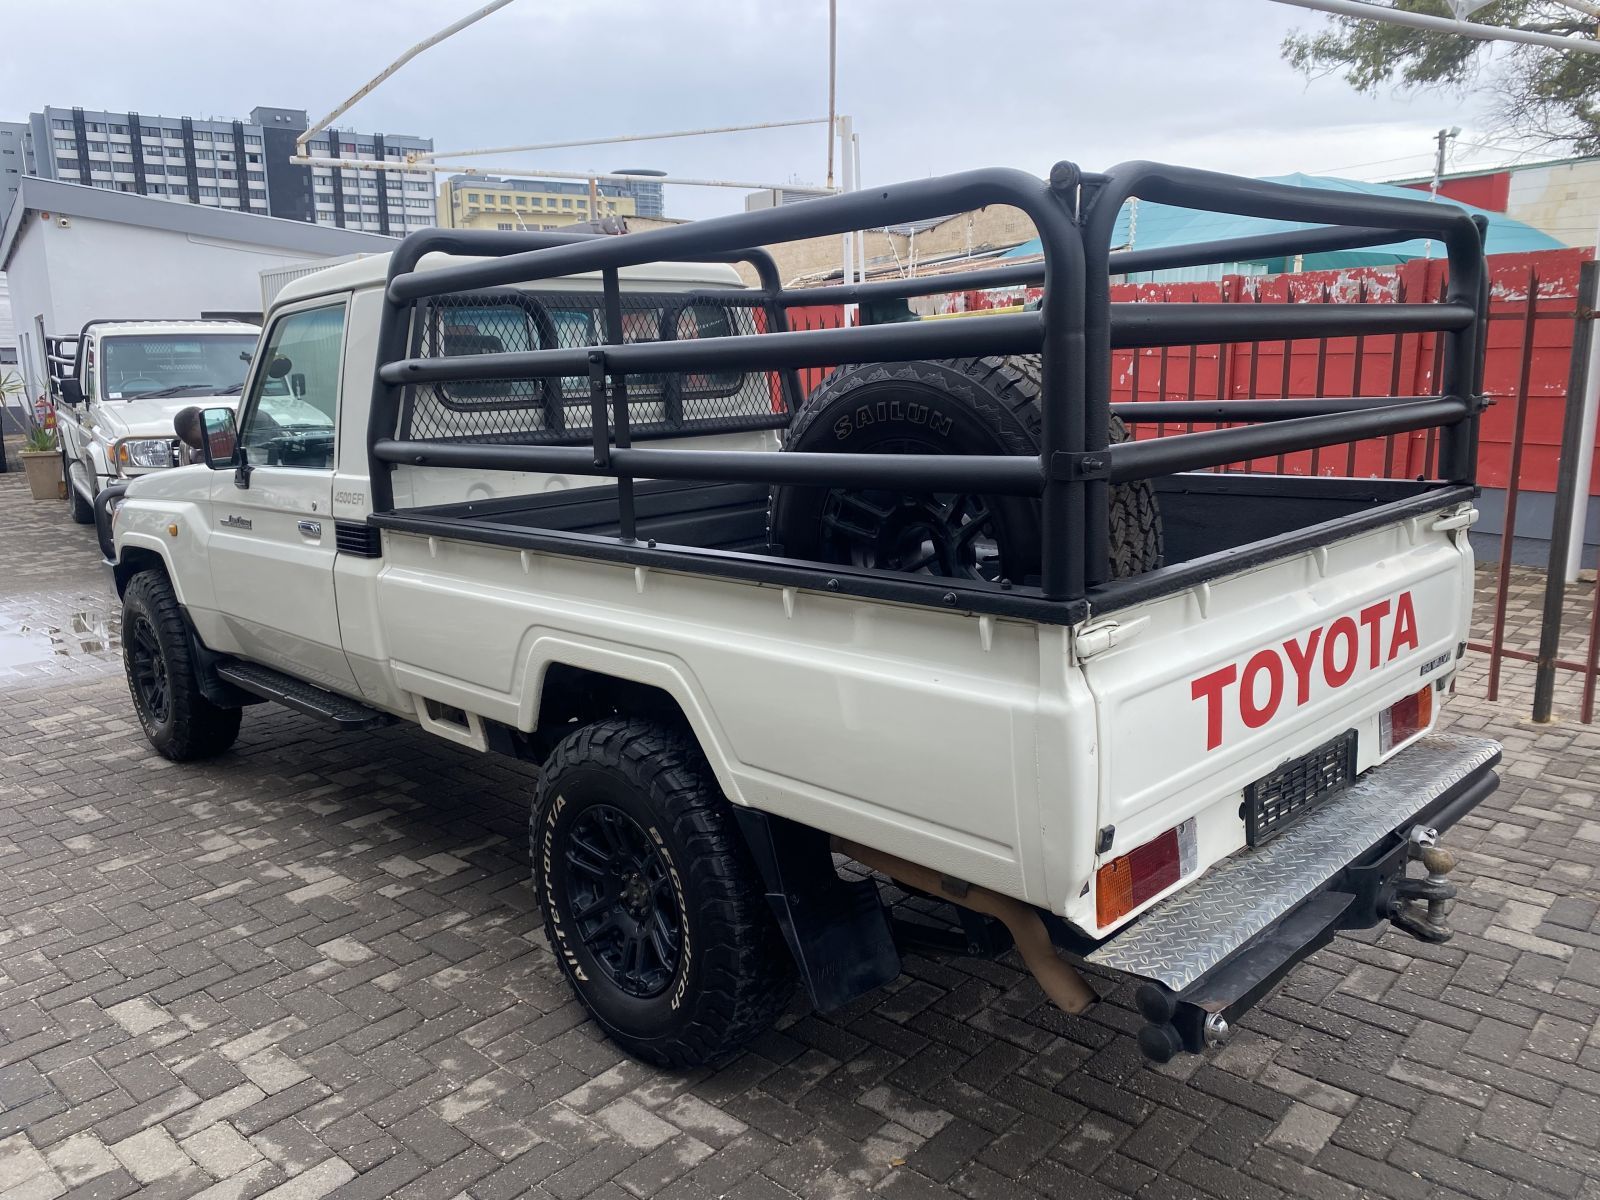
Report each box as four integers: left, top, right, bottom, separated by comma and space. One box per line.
532, 718, 794, 1066
120, 570, 242, 761
127, 613, 172, 725
563, 803, 684, 999
820, 480, 1003, 581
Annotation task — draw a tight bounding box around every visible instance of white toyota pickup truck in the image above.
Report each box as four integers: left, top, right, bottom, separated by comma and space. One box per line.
98, 160, 1501, 1068
50, 319, 259, 523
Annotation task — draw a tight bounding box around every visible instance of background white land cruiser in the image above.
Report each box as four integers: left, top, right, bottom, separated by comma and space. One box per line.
51, 319, 259, 524
98, 162, 1502, 1070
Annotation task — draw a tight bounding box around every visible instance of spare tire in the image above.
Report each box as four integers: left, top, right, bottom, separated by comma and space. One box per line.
769, 355, 1162, 585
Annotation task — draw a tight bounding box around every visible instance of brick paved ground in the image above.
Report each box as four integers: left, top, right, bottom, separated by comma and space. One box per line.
3, 463, 1600, 1200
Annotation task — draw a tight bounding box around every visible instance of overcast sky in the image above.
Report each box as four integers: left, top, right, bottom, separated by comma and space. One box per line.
0, 0, 1517, 220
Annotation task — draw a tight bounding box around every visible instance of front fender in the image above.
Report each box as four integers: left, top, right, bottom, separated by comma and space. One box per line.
109, 492, 215, 610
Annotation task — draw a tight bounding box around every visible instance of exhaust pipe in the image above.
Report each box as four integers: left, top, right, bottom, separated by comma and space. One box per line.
834, 838, 1097, 1015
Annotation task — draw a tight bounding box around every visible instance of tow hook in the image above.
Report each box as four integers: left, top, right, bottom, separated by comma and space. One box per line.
1388, 826, 1457, 943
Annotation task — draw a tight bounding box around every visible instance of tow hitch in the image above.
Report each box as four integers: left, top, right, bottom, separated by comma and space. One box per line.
1091, 734, 1500, 1065
1387, 826, 1457, 943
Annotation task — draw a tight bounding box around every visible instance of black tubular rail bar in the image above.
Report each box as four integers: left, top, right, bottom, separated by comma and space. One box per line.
1113, 396, 1446, 423
368, 158, 1488, 606
1077, 161, 1486, 590
1104, 397, 1471, 483
375, 442, 1047, 495
786, 222, 1419, 307
377, 301, 1472, 388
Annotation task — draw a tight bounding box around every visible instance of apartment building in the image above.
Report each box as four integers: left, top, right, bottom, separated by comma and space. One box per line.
0, 122, 25, 225
437, 175, 654, 230
10, 104, 434, 237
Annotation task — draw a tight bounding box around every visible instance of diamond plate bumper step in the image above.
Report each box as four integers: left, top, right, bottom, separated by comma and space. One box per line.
216, 660, 395, 731
1084, 731, 1501, 1062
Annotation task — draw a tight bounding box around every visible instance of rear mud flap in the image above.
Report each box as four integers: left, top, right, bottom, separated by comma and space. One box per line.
733, 809, 901, 1012
1086, 732, 1501, 1061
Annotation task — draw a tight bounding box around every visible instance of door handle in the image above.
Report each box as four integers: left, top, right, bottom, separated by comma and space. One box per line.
298, 520, 322, 539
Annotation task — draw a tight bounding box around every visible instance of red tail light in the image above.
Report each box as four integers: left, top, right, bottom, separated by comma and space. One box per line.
1380, 684, 1434, 754
1096, 818, 1197, 928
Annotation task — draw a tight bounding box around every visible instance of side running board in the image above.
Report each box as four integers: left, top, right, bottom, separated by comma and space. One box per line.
215, 661, 395, 731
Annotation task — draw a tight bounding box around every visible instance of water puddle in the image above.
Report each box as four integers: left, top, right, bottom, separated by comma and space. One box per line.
0, 602, 121, 672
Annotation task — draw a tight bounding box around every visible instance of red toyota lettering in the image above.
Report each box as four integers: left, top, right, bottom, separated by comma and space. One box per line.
1191, 663, 1237, 752
1239, 650, 1284, 730
1322, 616, 1359, 688
1359, 599, 1391, 668
1389, 590, 1419, 660
1282, 627, 1322, 706
1190, 589, 1421, 750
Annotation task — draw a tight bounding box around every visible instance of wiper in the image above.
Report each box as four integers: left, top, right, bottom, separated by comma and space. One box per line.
132, 383, 224, 399
213, 381, 246, 395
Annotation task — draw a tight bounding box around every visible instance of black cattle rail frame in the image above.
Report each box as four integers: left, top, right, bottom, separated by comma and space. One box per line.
366, 160, 1489, 614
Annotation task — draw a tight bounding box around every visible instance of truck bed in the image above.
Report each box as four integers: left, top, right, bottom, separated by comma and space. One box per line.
384, 471, 1454, 591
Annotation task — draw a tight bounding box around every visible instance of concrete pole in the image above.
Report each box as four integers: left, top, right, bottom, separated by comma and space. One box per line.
839, 114, 857, 326
853, 130, 865, 289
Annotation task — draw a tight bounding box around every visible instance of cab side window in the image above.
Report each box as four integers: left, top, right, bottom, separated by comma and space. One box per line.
239, 305, 344, 470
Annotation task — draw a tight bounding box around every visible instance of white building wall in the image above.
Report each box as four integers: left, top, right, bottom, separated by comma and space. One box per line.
0, 274, 16, 357
4, 224, 56, 418
1505, 160, 1600, 249
4, 213, 329, 412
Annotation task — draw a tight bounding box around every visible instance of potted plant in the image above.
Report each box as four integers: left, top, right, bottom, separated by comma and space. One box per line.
19, 425, 64, 501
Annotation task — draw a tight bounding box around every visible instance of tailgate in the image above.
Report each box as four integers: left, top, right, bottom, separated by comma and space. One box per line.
1072, 501, 1474, 937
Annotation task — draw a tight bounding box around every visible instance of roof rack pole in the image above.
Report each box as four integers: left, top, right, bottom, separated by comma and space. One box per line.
839, 115, 858, 326
296, 0, 519, 158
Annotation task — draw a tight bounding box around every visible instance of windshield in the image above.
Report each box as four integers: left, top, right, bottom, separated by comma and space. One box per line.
99, 334, 258, 399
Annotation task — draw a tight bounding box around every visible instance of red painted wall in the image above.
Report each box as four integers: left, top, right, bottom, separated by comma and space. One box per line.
1106, 249, 1593, 494
1398, 171, 1512, 213
789, 247, 1595, 495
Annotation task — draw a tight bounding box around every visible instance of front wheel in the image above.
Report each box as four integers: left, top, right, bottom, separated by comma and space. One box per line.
63, 449, 94, 524
531, 718, 793, 1067
122, 571, 242, 761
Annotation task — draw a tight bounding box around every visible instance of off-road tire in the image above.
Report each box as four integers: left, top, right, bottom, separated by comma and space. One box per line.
531, 718, 794, 1067
122, 571, 242, 761
770, 355, 1163, 582
63, 449, 94, 524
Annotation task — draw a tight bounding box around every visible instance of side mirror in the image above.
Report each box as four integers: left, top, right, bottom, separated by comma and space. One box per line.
198, 407, 239, 469
60, 378, 84, 406
267, 356, 292, 379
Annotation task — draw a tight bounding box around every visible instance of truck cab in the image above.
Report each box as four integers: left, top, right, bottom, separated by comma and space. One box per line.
52, 319, 260, 523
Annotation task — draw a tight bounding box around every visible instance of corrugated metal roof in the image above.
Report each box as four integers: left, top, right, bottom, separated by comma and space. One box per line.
0, 176, 401, 274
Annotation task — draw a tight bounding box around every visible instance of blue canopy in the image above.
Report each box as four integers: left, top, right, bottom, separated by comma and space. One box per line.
1002, 173, 1562, 277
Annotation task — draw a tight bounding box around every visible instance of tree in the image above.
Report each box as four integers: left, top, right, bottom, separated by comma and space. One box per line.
1282, 1, 1600, 153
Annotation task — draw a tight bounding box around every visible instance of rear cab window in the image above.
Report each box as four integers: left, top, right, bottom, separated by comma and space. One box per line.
401, 290, 783, 443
